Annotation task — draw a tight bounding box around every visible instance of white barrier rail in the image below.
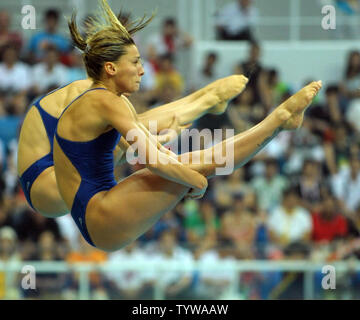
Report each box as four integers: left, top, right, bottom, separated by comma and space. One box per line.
0, 260, 357, 300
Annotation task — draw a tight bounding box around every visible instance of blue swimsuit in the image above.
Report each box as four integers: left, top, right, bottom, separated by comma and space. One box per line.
55, 88, 120, 247
19, 87, 66, 210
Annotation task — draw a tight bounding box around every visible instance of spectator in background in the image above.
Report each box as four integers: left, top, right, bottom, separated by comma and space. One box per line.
294, 159, 324, 213
284, 116, 326, 175
154, 54, 184, 99
265, 69, 290, 108
215, 0, 258, 41
268, 188, 312, 248
324, 123, 355, 175
220, 193, 259, 259
193, 237, 239, 299
341, 50, 360, 100
235, 42, 269, 109
27, 9, 70, 64
213, 168, 251, 209
349, 205, 360, 237
308, 85, 343, 139
0, 10, 23, 63
251, 158, 289, 212
312, 191, 348, 243
106, 241, 155, 299
193, 52, 220, 90
184, 199, 219, 248
0, 45, 31, 93
0, 226, 21, 299
139, 208, 185, 244
25, 231, 66, 299
146, 17, 193, 71
11, 207, 62, 251
65, 235, 108, 299
331, 156, 360, 214
227, 86, 264, 133
6, 91, 28, 117
31, 45, 68, 95
153, 230, 194, 299
66, 48, 86, 82
0, 198, 14, 231
3, 147, 19, 197
269, 241, 311, 300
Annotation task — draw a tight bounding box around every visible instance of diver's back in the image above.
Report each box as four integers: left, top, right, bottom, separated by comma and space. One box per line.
17, 79, 92, 176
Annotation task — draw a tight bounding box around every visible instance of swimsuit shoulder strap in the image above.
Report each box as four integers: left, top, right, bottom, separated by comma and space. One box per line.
59, 87, 108, 119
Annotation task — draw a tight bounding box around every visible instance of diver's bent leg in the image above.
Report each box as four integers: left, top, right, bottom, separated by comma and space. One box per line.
31, 167, 69, 218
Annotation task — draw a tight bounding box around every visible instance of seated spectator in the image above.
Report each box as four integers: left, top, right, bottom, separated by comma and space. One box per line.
65, 235, 108, 299
312, 191, 348, 243
227, 86, 264, 133
0, 10, 23, 62
284, 117, 326, 175
146, 17, 192, 71
215, 0, 258, 41
234, 42, 270, 109
3, 147, 18, 197
106, 241, 155, 299
11, 207, 62, 251
268, 188, 312, 248
213, 168, 251, 209
348, 205, 360, 238
31, 45, 68, 95
341, 50, 360, 100
193, 237, 240, 299
269, 241, 311, 300
220, 193, 259, 259
265, 69, 290, 109
294, 159, 324, 212
323, 123, 355, 175
184, 199, 219, 248
0, 116, 21, 169
192, 52, 220, 90
0, 226, 21, 299
331, 155, 360, 214
251, 158, 289, 212
139, 208, 186, 244
154, 54, 184, 99
25, 231, 66, 299
308, 85, 344, 138
0, 45, 31, 93
153, 230, 194, 299
27, 9, 70, 64
66, 48, 86, 83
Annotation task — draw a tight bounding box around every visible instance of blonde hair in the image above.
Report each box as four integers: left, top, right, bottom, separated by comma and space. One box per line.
68, 0, 154, 81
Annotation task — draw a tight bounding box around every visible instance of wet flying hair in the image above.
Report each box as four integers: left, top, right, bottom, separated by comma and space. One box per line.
68, 0, 155, 81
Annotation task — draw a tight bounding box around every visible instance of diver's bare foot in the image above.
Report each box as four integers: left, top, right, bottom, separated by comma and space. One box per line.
208, 75, 248, 115
278, 81, 322, 130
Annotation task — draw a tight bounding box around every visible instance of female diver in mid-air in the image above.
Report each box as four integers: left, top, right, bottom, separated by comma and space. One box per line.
20, 0, 322, 251
17, 43, 245, 217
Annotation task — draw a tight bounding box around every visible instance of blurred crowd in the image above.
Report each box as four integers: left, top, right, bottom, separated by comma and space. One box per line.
1, 2, 360, 300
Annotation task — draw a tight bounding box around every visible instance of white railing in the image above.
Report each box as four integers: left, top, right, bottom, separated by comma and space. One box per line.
176, 0, 359, 41
0, 260, 357, 300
